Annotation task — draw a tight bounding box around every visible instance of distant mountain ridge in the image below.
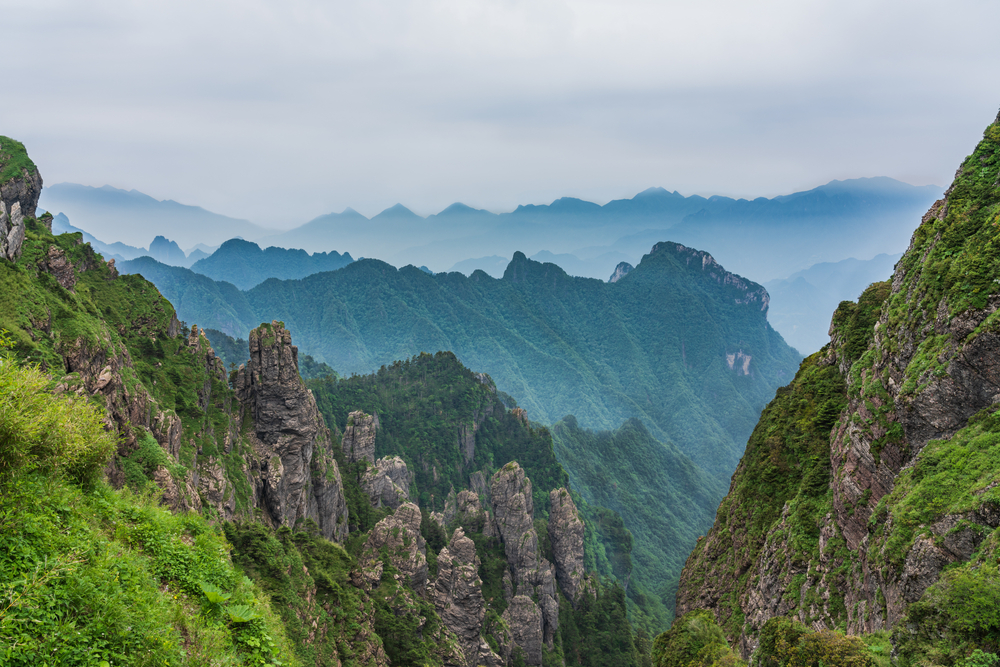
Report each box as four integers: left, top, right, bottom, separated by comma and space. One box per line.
43, 177, 940, 285
189, 238, 353, 290
121, 241, 801, 488
38, 182, 271, 248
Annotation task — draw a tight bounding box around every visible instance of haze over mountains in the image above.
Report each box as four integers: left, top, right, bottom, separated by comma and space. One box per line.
42, 177, 940, 281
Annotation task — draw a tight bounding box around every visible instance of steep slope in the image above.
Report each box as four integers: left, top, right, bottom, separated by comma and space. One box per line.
676, 110, 1000, 663
551, 417, 721, 628
117, 256, 258, 337
189, 238, 353, 290
122, 242, 800, 487
245, 244, 799, 484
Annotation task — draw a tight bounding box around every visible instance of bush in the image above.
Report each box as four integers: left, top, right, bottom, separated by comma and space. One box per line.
754, 617, 874, 667
0, 331, 116, 486
653, 610, 743, 667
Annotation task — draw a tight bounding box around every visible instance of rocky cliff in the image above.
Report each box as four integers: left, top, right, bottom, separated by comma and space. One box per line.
235, 321, 348, 542
0, 136, 42, 262
676, 109, 1000, 662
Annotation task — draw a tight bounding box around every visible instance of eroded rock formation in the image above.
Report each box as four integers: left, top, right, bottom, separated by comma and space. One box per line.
235, 321, 348, 541
548, 488, 586, 604
433, 528, 504, 667
361, 455, 412, 510
342, 410, 378, 464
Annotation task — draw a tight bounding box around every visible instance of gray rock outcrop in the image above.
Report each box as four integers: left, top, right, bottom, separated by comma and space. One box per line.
361, 455, 411, 509
0, 146, 41, 263
433, 528, 504, 667
608, 261, 633, 283
490, 462, 539, 588
342, 410, 378, 464
489, 463, 559, 658
235, 321, 348, 541
501, 595, 543, 666
356, 502, 428, 593
548, 488, 586, 604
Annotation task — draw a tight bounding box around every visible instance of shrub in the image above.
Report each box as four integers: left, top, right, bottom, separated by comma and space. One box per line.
0, 331, 116, 486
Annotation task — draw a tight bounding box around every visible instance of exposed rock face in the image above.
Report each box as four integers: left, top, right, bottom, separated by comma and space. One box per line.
608, 261, 633, 283
0, 159, 41, 219
548, 488, 585, 604
235, 321, 348, 541
676, 112, 1000, 656
490, 463, 538, 587
501, 596, 543, 666
433, 528, 504, 667
342, 410, 378, 464
356, 502, 429, 592
361, 455, 411, 509
0, 201, 26, 262
489, 463, 559, 659
0, 150, 41, 262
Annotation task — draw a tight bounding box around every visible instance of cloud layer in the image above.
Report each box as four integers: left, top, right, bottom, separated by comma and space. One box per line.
6, 0, 999, 226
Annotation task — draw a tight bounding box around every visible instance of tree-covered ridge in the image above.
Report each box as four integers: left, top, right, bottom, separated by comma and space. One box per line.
551, 416, 721, 630
232, 244, 799, 487
309, 350, 567, 511
189, 238, 353, 290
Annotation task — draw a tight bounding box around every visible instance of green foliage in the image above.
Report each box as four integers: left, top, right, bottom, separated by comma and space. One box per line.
553, 416, 721, 632
678, 350, 849, 639
872, 405, 1000, 572
137, 244, 801, 489
878, 118, 1000, 396
204, 328, 250, 370
0, 336, 117, 486
0, 473, 296, 666
753, 617, 873, 667
121, 430, 185, 491
310, 350, 568, 510
0, 221, 257, 511
0, 135, 37, 184
560, 584, 642, 667
894, 560, 1000, 665
224, 521, 385, 667
652, 610, 743, 667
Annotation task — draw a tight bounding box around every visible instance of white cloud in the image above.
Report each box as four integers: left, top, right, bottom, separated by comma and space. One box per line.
4, 0, 998, 224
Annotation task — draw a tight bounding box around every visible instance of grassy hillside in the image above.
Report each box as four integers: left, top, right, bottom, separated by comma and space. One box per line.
0, 337, 298, 666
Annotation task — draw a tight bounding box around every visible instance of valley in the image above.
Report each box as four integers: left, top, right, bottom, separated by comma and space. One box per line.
3, 107, 999, 667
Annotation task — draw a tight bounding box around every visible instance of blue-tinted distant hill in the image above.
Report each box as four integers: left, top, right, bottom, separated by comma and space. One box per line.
256, 178, 940, 282
121, 243, 801, 485
189, 238, 353, 290
38, 183, 272, 249
764, 252, 903, 354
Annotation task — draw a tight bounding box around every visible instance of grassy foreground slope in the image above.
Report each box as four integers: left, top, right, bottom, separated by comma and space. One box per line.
0, 336, 298, 667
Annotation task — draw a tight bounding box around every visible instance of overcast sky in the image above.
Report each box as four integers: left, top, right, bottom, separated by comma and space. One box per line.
4, 0, 999, 227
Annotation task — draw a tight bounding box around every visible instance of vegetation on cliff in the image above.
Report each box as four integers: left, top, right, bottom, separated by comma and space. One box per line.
671, 110, 1000, 666
122, 243, 801, 491
0, 337, 298, 666
552, 416, 720, 630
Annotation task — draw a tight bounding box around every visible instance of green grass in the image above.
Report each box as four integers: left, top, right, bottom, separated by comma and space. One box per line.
0, 136, 37, 184
0, 347, 298, 666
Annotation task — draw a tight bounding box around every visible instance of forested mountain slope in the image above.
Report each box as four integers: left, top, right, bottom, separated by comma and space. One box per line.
122, 243, 800, 487
1, 138, 653, 666
189, 238, 353, 290
672, 110, 1000, 665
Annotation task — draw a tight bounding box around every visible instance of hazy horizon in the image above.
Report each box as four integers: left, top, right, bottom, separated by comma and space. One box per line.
6, 0, 998, 227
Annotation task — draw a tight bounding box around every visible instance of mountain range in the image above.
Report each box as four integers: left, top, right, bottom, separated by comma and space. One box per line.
120, 242, 801, 487
41, 177, 941, 284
